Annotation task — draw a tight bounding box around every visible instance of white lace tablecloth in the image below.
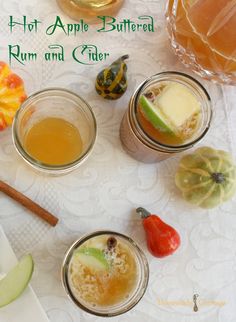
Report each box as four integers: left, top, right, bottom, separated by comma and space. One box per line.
0, 1, 236, 321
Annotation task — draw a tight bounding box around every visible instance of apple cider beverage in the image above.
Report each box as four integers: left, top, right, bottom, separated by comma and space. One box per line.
62, 231, 149, 316
23, 117, 83, 166
13, 89, 97, 174
166, 0, 236, 85
120, 72, 212, 163
56, 0, 124, 23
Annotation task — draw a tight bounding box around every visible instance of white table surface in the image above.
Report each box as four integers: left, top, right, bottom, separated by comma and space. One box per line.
0, 1, 236, 321
0, 226, 50, 322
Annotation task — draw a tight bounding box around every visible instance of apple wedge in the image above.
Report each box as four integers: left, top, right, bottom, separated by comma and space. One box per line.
139, 95, 176, 136
0, 254, 34, 307
74, 248, 109, 271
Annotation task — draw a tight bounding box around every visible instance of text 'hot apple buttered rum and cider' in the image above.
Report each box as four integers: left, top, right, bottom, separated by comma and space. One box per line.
138, 82, 201, 146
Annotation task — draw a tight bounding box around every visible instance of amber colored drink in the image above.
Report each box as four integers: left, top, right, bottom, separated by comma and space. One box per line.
167, 0, 236, 84
23, 117, 83, 166
57, 0, 124, 24
68, 234, 137, 307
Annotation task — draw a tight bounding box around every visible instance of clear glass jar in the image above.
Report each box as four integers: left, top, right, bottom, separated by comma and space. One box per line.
120, 71, 212, 163
166, 0, 236, 85
61, 230, 149, 317
56, 0, 125, 24
12, 88, 97, 175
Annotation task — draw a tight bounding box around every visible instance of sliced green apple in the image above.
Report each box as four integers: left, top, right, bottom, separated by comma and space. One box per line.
0, 254, 34, 307
74, 247, 109, 271
139, 95, 176, 135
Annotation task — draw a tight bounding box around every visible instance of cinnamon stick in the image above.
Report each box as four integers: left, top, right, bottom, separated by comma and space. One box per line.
0, 180, 59, 227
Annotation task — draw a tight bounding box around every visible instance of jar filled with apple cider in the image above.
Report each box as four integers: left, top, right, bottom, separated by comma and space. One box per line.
56, 0, 124, 24
120, 72, 212, 163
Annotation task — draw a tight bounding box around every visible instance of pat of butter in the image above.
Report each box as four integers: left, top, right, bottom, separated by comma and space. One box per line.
155, 83, 201, 128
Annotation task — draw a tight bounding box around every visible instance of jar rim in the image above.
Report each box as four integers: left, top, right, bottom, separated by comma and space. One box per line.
61, 230, 149, 317
12, 87, 97, 174
129, 71, 213, 152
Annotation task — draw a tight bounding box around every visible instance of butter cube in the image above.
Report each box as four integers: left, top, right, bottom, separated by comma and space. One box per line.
155, 83, 201, 128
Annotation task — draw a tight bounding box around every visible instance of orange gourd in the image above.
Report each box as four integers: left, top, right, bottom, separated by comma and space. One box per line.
0, 62, 27, 131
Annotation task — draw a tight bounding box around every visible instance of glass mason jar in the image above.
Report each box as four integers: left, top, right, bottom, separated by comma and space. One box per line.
13, 88, 97, 175
166, 0, 236, 85
120, 72, 212, 163
56, 0, 125, 24
61, 230, 149, 317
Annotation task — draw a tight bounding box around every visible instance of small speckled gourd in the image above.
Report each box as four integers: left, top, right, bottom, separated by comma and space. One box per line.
95, 55, 129, 100
175, 147, 236, 208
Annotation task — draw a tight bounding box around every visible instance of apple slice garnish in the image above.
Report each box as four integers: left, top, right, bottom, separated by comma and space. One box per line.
74, 247, 109, 271
139, 95, 176, 135
0, 254, 34, 307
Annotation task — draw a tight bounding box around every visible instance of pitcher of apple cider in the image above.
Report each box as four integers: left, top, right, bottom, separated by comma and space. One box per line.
166, 0, 236, 85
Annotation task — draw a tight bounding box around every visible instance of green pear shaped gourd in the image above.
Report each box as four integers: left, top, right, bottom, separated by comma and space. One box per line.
175, 147, 236, 208
95, 55, 129, 100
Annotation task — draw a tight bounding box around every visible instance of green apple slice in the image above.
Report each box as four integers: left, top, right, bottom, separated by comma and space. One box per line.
139, 95, 176, 135
0, 254, 34, 307
74, 247, 109, 271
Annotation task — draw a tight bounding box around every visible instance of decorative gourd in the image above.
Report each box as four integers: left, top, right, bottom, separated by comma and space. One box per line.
175, 147, 236, 208
0, 62, 27, 131
136, 207, 181, 258
95, 55, 128, 100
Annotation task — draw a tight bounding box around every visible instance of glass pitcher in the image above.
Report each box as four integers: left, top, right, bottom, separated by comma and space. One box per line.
166, 0, 236, 85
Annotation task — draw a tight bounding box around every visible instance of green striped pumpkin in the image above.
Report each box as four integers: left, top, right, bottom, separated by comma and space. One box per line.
95, 55, 128, 100
175, 147, 236, 208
